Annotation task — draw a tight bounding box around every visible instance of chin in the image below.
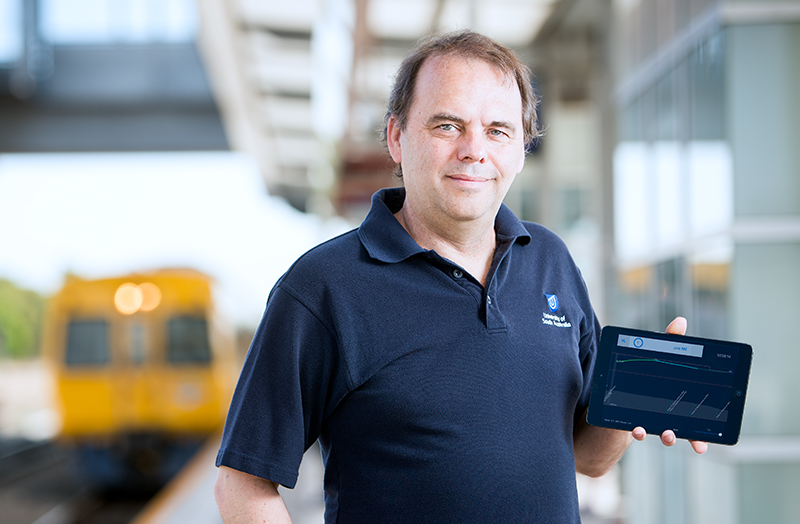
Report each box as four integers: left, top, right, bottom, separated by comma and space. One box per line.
444, 203, 496, 223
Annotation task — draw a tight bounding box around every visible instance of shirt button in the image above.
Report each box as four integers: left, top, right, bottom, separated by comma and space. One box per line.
487, 296, 493, 305
452, 268, 463, 279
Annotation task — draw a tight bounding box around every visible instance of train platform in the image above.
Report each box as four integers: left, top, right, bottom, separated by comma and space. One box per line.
132, 435, 325, 524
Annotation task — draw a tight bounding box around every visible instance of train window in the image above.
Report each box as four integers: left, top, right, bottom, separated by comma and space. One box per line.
131, 323, 146, 365
65, 320, 109, 366
167, 316, 211, 363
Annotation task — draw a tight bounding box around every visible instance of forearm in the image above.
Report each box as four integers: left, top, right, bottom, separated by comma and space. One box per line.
573, 411, 632, 478
215, 466, 294, 524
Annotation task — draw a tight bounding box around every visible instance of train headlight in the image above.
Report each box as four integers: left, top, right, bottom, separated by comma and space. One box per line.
114, 282, 161, 314
139, 282, 162, 312
115, 283, 143, 314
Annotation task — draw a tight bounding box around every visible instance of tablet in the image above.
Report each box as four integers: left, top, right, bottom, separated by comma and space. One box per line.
586, 325, 753, 445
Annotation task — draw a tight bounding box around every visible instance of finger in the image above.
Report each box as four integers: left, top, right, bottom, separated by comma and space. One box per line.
660, 430, 677, 447
689, 440, 708, 454
665, 317, 687, 335
632, 427, 647, 441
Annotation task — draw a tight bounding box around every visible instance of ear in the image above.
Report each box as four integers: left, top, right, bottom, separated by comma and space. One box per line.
386, 115, 403, 164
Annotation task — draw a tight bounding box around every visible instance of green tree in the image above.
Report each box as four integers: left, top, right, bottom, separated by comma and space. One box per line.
0, 280, 46, 359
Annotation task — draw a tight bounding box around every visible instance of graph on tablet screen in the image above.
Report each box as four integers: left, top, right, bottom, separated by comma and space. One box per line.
603, 333, 739, 437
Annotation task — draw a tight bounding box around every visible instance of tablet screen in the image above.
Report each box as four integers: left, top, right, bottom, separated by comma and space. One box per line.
587, 326, 753, 445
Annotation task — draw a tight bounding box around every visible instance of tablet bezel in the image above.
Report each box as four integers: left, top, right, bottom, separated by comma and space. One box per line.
586, 325, 753, 446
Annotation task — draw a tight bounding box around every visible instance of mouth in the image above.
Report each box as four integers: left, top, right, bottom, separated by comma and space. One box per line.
447, 174, 491, 188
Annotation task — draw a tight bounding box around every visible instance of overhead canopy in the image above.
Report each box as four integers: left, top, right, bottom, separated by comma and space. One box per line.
194, 0, 559, 216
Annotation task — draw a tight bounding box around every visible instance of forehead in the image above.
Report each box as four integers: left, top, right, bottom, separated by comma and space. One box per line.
422, 53, 513, 82
411, 54, 522, 116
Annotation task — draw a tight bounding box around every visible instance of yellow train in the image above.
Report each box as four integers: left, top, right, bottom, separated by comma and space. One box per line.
42, 269, 237, 491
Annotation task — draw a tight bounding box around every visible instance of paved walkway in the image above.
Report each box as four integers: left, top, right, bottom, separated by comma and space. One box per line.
132, 435, 325, 524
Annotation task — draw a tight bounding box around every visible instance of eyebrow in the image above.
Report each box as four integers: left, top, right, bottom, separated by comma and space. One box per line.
425, 113, 518, 134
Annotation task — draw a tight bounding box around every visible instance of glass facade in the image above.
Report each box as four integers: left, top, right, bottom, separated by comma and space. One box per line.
0, 0, 23, 64
39, 0, 197, 44
614, 29, 731, 332
612, 2, 800, 523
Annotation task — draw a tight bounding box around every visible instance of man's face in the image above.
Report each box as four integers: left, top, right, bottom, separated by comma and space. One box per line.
387, 54, 526, 229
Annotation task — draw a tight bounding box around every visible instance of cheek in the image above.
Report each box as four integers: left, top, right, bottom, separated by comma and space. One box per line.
405, 138, 448, 169
498, 145, 526, 176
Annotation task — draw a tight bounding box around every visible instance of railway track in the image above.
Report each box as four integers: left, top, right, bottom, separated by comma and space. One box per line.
0, 439, 151, 524
0, 438, 64, 485
31, 489, 151, 524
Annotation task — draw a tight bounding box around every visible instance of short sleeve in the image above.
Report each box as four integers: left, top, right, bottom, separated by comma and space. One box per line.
577, 311, 601, 412
574, 268, 601, 423
215, 282, 345, 488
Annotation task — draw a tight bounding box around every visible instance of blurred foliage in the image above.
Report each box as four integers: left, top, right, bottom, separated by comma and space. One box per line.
0, 279, 47, 359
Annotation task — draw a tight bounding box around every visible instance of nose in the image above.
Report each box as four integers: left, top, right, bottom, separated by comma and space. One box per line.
457, 129, 487, 163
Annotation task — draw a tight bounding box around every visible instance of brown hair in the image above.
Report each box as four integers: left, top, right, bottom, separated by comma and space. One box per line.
381, 29, 541, 173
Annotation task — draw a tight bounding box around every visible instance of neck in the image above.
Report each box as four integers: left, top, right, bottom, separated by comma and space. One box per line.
394, 206, 496, 286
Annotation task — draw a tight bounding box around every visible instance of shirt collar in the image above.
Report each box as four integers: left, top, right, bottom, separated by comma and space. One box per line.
358, 187, 532, 264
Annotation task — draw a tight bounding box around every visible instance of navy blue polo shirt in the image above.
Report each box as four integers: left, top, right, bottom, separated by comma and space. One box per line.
217, 187, 600, 523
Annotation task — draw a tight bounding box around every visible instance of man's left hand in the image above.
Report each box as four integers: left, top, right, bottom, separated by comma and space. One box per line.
630, 316, 708, 455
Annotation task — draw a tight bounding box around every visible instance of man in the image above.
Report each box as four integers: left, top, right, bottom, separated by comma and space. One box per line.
214, 30, 706, 523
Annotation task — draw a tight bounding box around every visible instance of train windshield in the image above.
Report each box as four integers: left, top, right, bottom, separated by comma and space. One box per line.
66, 320, 109, 366
167, 316, 211, 363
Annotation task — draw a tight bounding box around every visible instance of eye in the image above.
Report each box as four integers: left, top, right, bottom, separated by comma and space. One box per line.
439, 123, 456, 131
489, 128, 509, 138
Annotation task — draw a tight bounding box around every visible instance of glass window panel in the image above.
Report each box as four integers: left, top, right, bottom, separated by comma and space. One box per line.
0, 0, 23, 63
687, 140, 733, 236
615, 267, 657, 330
689, 32, 725, 140
65, 319, 109, 366
614, 141, 652, 260
620, 97, 643, 142
519, 187, 539, 223
559, 188, 584, 230
734, 243, 800, 436
656, 72, 679, 140
167, 316, 210, 363
653, 141, 683, 247
740, 464, 800, 523
691, 261, 729, 340
655, 257, 685, 330
641, 88, 658, 141
39, 0, 197, 44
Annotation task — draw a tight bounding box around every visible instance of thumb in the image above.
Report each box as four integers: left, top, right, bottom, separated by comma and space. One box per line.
665, 316, 687, 335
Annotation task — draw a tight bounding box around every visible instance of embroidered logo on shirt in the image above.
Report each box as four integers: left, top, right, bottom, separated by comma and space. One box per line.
544, 293, 559, 312
542, 293, 572, 328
